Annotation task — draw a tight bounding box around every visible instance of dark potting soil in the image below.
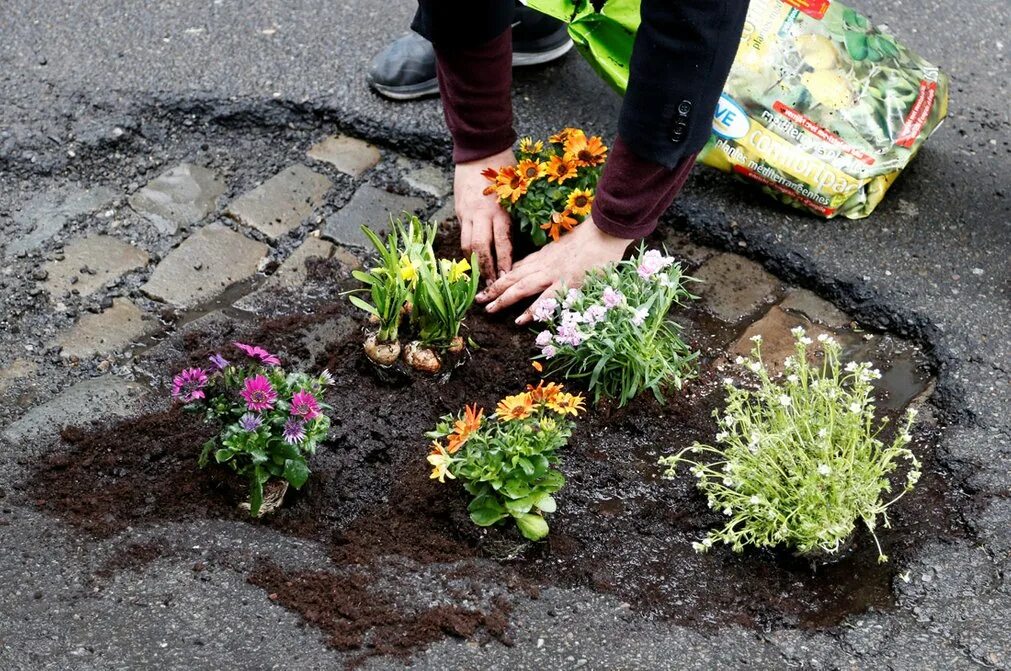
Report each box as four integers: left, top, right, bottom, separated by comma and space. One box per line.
26, 263, 967, 663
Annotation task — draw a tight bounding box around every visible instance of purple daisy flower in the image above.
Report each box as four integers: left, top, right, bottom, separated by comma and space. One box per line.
233, 342, 281, 366
240, 374, 277, 412
238, 413, 262, 432
208, 353, 230, 370
290, 390, 321, 420
171, 367, 208, 403
283, 418, 307, 445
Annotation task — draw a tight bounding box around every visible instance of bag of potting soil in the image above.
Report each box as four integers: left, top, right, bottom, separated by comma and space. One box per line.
524, 0, 949, 218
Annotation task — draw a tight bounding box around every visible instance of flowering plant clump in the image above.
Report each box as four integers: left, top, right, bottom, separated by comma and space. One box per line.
349, 216, 478, 371
482, 129, 607, 246
659, 329, 921, 562
171, 342, 333, 517
425, 381, 585, 541
531, 245, 698, 406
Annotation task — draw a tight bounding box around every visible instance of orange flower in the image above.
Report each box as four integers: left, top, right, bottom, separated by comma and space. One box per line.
549, 127, 580, 145
527, 380, 563, 405
482, 165, 529, 203
446, 403, 483, 453
532, 361, 544, 373
565, 134, 608, 167
547, 392, 586, 416
566, 189, 594, 217
561, 128, 588, 155
545, 155, 576, 184
519, 137, 544, 154
496, 392, 535, 421
540, 210, 578, 242
517, 159, 546, 182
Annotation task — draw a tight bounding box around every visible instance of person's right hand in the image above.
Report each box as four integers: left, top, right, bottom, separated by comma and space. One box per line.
454, 148, 516, 282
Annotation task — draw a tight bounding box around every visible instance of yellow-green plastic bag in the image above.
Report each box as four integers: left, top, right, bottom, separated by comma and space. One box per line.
525, 0, 949, 218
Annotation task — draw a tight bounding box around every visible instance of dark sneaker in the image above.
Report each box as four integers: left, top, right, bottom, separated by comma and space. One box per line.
367, 8, 572, 101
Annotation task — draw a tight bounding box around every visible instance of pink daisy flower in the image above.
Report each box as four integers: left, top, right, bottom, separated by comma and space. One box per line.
233, 342, 281, 366
240, 375, 277, 411
171, 368, 208, 403
290, 390, 321, 420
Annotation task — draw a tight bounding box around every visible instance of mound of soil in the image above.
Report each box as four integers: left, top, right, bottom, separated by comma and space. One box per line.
26, 266, 967, 663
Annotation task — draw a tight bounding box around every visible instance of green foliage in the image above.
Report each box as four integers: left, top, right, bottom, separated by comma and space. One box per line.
347, 221, 411, 343
659, 330, 921, 562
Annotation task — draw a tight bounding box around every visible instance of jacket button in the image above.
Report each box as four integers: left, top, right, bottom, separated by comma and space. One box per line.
671, 120, 687, 143
678, 100, 693, 116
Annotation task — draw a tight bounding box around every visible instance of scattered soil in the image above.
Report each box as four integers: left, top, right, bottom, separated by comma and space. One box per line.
25, 257, 968, 664
94, 540, 168, 579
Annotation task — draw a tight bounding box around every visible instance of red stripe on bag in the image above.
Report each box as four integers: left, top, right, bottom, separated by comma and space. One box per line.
780, 0, 831, 20
895, 80, 938, 148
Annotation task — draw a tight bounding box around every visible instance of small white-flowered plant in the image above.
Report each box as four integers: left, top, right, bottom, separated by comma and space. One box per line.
660, 328, 921, 562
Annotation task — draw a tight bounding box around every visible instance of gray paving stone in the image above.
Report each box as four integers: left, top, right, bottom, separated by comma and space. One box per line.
779, 287, 851, 329
233, 237, 359, 312
140, 223, 268, 309
6, 186, 118, 255
729, 306, 837, 377
430, 199, 456, 225
306, 134, 381, 177
42, 235, 150, 298
693, 253, 783, 323
403, 165, 450, 198
657, 229, 715, 267
128, 163, 226, 235
0, 358, 37, 393
56, 298, 157, 360
2, 375, 145, 444
225, 165, 332, 239
322, 184, 426, 248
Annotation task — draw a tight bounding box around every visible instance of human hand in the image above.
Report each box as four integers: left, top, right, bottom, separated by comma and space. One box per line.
477, 218, 633, 324
455, 148, 516, 281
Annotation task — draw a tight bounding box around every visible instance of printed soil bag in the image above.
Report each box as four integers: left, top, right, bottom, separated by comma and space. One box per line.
524, 0, 949, 218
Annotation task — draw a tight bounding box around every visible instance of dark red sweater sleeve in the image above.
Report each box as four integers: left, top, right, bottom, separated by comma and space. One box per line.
433, 29, 516, 164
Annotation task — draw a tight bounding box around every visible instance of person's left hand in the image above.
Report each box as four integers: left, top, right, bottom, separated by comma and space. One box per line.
477, 218, 633, 324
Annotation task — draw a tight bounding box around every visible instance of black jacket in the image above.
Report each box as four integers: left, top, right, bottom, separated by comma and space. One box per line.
413, 0, 750, 169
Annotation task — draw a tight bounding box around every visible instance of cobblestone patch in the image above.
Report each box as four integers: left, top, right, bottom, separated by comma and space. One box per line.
0, 359, 38, 394
693, 253, 783, 323
55, 298, 157, 361
306, 134, 381, 177
42, 235, 149, 299
141, 224, 268, 309
430, 199, 456, 225
729, 305, 839, 376
322, 184, 426, 248
6, 186, 118, 256
225, 165, 332, 239
1, 375, 145, 445
779, 288, 851, 329
128, 163, 226, 235
403, 165, 451, 198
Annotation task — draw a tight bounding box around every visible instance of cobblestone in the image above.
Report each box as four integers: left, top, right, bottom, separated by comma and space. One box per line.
128, 163, 226, 235
693, 253, 783, 323
322, 184, 426, 248
42, 235, 149, 299
729, 306, 836, 376
306, 134, 381, 177
403, 165, 451, 198
6, 186, 118, 255
140, 223, 268, 308
779, 288, 851, 329
0, 358, 37, 393
56, 298, 156, 360
226, 165, 332, 239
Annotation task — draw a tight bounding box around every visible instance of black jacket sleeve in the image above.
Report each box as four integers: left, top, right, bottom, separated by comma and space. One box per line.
619, 0, 750, 169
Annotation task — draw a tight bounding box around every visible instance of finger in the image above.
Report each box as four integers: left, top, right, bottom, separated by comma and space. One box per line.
477, 261, 539, 303
459, 218, 473, 258
471, 223, 496, 281
517, 281, 563, 325
487, 272, 553, 314
492, 211, 513, 275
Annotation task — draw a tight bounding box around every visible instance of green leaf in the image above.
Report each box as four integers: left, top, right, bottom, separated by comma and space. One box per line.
248, 478, 264, 517
283, 459, 311, 488
514, 513, 549, 541
534, 494, 557, 513
502, 478, 532, 499
505, 495, 536, 515
470, 505, 508, 527
348, 295, 380, 316
214, 448, 235, 463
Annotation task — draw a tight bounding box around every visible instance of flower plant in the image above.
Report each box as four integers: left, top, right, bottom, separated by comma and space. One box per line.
426, 381, 585, 541
349, 215, 478, 371
531, 246, 698, 405
659, 329, 921, 562
171, 342, 333, 517
482, 129, 606, 246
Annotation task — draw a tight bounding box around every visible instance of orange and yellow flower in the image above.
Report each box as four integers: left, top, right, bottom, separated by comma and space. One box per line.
482, 165, 529, 203
545, 155, 577, 184
446, 403, 484, 453
540, 210, 578, 242
517, 159, 546, 182
519, 137, 544, 154
427, 442, 457, 483
496, 392, 535, 421
547, 392, 586, 417
527, 380, 563, 405
565, 134, 608, 168
549, 127, 581, 145
566, 189, 594, 217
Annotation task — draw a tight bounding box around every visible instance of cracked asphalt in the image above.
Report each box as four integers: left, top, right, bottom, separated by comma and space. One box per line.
1, 0, 1009, 669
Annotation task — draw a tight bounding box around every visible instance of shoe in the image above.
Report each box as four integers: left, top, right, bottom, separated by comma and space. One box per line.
367, 7, 572, 101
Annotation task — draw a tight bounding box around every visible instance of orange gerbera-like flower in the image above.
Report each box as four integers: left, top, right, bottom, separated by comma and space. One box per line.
519, 137, 544, 154
549, 127, 582, 145
545, 155, 577, 184
446, 403, 484, 453
517, 159, 546, 182
565, 134, 608, 168
566, 189, 594, 217
496, 392, 535, 421
527, 380, 563, 405
540, 210, 578, 242
547, 392, 586, 416
482, 165, 529, 203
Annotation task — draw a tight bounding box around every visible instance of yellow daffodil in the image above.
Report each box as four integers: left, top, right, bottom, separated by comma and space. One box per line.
427, 442, 457, 483
566, 189, 594, 217
448, 258, 471, 283
496, 392, 535, 422
547, 392, 586, 417
398, 254, 417, 283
